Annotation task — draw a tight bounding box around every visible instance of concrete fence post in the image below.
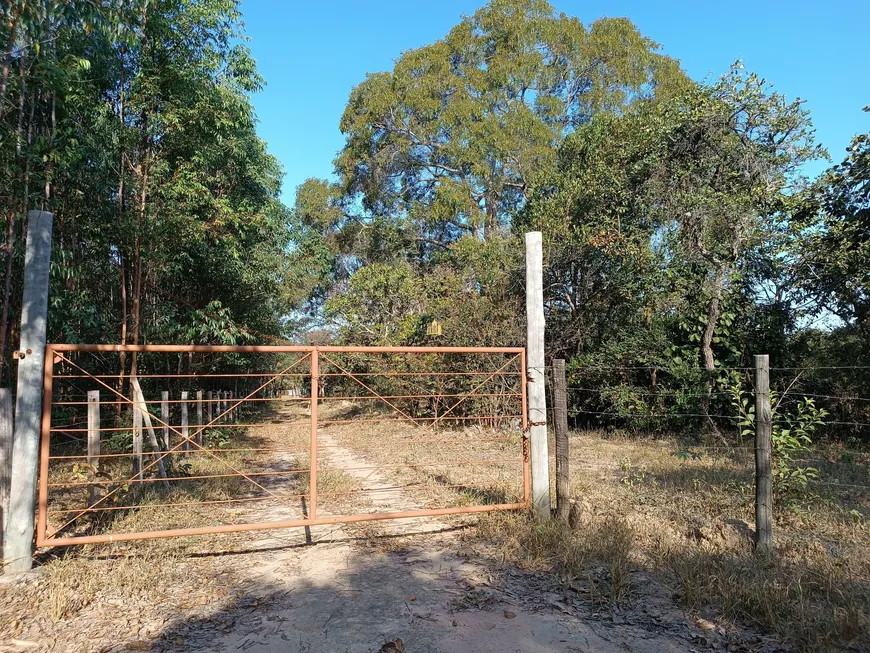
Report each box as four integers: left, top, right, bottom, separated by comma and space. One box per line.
525, 231, 550, 519
4, 210, 53, 573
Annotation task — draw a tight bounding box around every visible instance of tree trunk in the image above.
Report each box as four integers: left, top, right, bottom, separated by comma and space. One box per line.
700, 271, 726, 440
0, 61, 25, 380
0, 3, 19, 123
116, 46, 128, 418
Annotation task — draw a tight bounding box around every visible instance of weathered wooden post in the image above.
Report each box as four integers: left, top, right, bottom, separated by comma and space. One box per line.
130, 379, 168, 483
553, 359, 570, 521
132, 400, 143, 480
4, 210, 53, 573
525, 231, 550, 518
181, 391, 189, 452
196, 390, 203, 446
0, 388, 12, 556
87, 391, 101, 506
161, 390, 170, 450
755, 354, 773, 554
207, 390, 213, 424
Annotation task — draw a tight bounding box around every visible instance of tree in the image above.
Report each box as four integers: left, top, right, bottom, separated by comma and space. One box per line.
799, 108, 870, 328
520, 64, 822, 433
297, 0, 687, 266
0, 0, 297, 386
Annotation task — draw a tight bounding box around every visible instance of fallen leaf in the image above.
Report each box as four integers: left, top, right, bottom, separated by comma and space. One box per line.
504, 610, 516, 619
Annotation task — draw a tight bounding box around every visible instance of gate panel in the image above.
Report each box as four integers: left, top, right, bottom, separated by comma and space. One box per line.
37, 345, 528, 546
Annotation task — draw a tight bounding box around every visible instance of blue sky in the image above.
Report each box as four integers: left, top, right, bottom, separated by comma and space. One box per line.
240, 0, 868, 205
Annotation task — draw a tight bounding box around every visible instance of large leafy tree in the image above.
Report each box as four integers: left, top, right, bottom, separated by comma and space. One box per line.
521, 65, 822, 430
298, 0, 688, 266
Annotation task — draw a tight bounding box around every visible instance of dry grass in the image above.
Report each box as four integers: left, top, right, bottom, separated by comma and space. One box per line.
20, 402, 870, 651
472, 430, 870, 651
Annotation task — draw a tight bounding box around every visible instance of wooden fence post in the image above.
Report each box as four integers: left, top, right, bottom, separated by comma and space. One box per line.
207, 390, 213, 425
553, 359, 570, 521
132, 401, 143, 480
87, 391, 101, 506
0, 389, 12, 556
755, 354, 773, 554
181, 391, 189, 452
4, 210, 53, 573
525, 231, 550, 518
161, 390, 169, 450
130, 379, 168, 483
196, 390, 203, 446
229, 391, 234, 422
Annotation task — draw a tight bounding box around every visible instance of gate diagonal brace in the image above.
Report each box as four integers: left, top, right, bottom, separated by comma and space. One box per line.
319, 352, 524, 504
43, 352, 312, 541
424, 354, 521, 431
319, 353, 429, 428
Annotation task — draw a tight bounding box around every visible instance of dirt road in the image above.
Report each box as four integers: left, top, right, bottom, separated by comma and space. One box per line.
2, 406, 710, 653
147, 409, 702, 653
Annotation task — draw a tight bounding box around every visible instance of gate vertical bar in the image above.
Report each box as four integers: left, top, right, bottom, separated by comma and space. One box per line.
35, 346, 54, 547
309, 350, 319, 521
520, 348, 530, 509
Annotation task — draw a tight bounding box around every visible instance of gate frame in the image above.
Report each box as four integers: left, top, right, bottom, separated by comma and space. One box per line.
37, 344, 529, 546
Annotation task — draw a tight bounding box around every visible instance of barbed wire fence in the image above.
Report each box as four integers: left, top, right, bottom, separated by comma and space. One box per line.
544, 357, 870, 552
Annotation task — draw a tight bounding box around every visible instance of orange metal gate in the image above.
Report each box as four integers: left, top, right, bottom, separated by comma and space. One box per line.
37, 345, 528, 546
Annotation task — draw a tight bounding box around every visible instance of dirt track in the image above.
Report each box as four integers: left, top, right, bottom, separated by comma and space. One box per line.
147, 407, 706, 653
1, 406, 714, 653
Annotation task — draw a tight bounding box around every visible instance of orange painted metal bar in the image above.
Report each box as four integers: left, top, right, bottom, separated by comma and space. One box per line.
55, 371, 520, 379
48, 448, 309, 460
319, 372, 522, 377
51, 393, 521, 406
309, 350, 318, 521
50, 422, 305, 433
38, 502, 526, 546
521, 348, 530, 509
46, 493, 309, 514
53, 372, 310, 379
318, 415, 522, 425
317, 436, 517, 448
49, 344, 524, 354
319, 457, 522, 473
318, 393, 522, 401
52, 397, 311, 406
47, 468, 311, 488
46, 438, 519, 460
318, 480, 524, 498
36, 344, 55, 546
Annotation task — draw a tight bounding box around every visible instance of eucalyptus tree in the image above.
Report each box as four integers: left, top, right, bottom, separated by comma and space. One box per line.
0, 0, 296, 387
